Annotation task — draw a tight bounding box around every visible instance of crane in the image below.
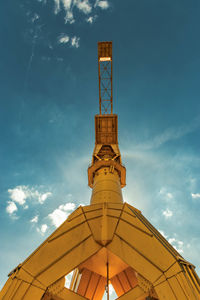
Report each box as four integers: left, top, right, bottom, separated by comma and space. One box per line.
1, 42, 200, 300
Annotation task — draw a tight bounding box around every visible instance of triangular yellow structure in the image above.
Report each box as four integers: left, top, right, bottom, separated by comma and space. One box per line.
1, 42, 200, 300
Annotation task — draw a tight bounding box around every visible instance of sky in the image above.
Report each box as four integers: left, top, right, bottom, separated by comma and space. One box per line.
1, 0, 200, 298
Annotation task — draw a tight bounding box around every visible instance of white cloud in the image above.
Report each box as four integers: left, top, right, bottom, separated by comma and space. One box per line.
71, 36, 80, 48
95, 0, 109, 9
6, 201, 18, 215
38, 192, 52, 204
64, 10, 74, 23
51, 0, 109, 24
191, 193, 200, 199
75, 0, 92, 14
41, 224, 48, 233
162, 208, 173, 218
158, 229, 168, 238
86, 15, 97, 23
159, 188, 173, 201
54, 0, 60, 14
62, 0, 74, 23
49, 202, 76, 227
30, 215, 39, 223
37, 224, 48, 235
62, 0, 72, 10
8, 185, 52, 207
166, 192, 173, 199
31, 13, 40, 23
58, 34, 70, 44
168, 237, 184, 254
8, 186, 28, 205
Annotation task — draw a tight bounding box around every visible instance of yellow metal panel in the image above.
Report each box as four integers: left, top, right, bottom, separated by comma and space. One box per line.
77, 268, 92, 296
82, 203, 103, 212
95, 115, 118, 144
22, 284, 45, 300
111, 275, 124, 296
154, 279, 177, 300
84, 208, 103, 219
12, 282, 30, 300
120, 211, 153, 237
1, 278, 20, 300
14, 268, 33, 283
116, 285, 146, 300
0, 276, 13, 299
184, 265, 200, 295
127, 204, 181, 259
176, 272, 200, 300
49, 213, 87, 242
167, 276, 189, 299
124, 267, 138, 288
59, 287, 89, 299
79, 248, 129, 278
16, 269, 46, 290
107, 202, 123, 210
124, 203, 141, 214
84, 272, 100, 299
116, 218, 176, 271
23, 222, 92, 281
88, 216, 118, 245
164, 261, 182, 278
117, 271, 131, 292
92, 276, 107, 300
107, 208, 122, 218
36, 236, 101, 286
107, 234, 162, 282
67, 207, 83, 222
98, 42, 112, 59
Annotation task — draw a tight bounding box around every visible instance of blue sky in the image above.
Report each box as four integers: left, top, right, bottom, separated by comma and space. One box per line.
1, 0, 200, 297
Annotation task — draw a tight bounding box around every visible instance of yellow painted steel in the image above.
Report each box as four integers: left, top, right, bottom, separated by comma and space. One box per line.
1, 42, 200, 300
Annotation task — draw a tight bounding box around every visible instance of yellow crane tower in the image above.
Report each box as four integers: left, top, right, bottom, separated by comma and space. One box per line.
1, 42, 200, 300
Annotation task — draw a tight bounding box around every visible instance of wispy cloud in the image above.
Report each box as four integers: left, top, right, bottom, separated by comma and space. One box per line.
37, 192, 52, 204
132, 117, 200, 151
75, 0, 92, 14
30, 215, 39, 223
37, 224, 48, 235
95, 0, 109, 9
71, 36, 80, 48
58, 34, 70, 44
54, 0, 60, 14
6, 186, 52, 217
57, 34, 80, 48
6, 201, 18, 215
162, 208, 173, 218
191, 193, 200, 199
8, 186, 52, 206
158, 230, 184, 254
8, 186, 27, 206
49, 202, 76, 227
168, 238, 184, 254
31, 13, 40, 23
86, 15, 97, 23
52, 0, 109, 24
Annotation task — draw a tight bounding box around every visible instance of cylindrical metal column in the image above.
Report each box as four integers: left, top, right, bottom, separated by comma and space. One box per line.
90, 167, 123, 205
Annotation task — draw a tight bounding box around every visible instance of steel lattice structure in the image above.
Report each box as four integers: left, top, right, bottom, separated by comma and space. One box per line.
98, 42, 113, 115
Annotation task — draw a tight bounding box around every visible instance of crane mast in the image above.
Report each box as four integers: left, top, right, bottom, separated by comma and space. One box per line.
98, 42, 113, 115
88, 41, 126, 196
